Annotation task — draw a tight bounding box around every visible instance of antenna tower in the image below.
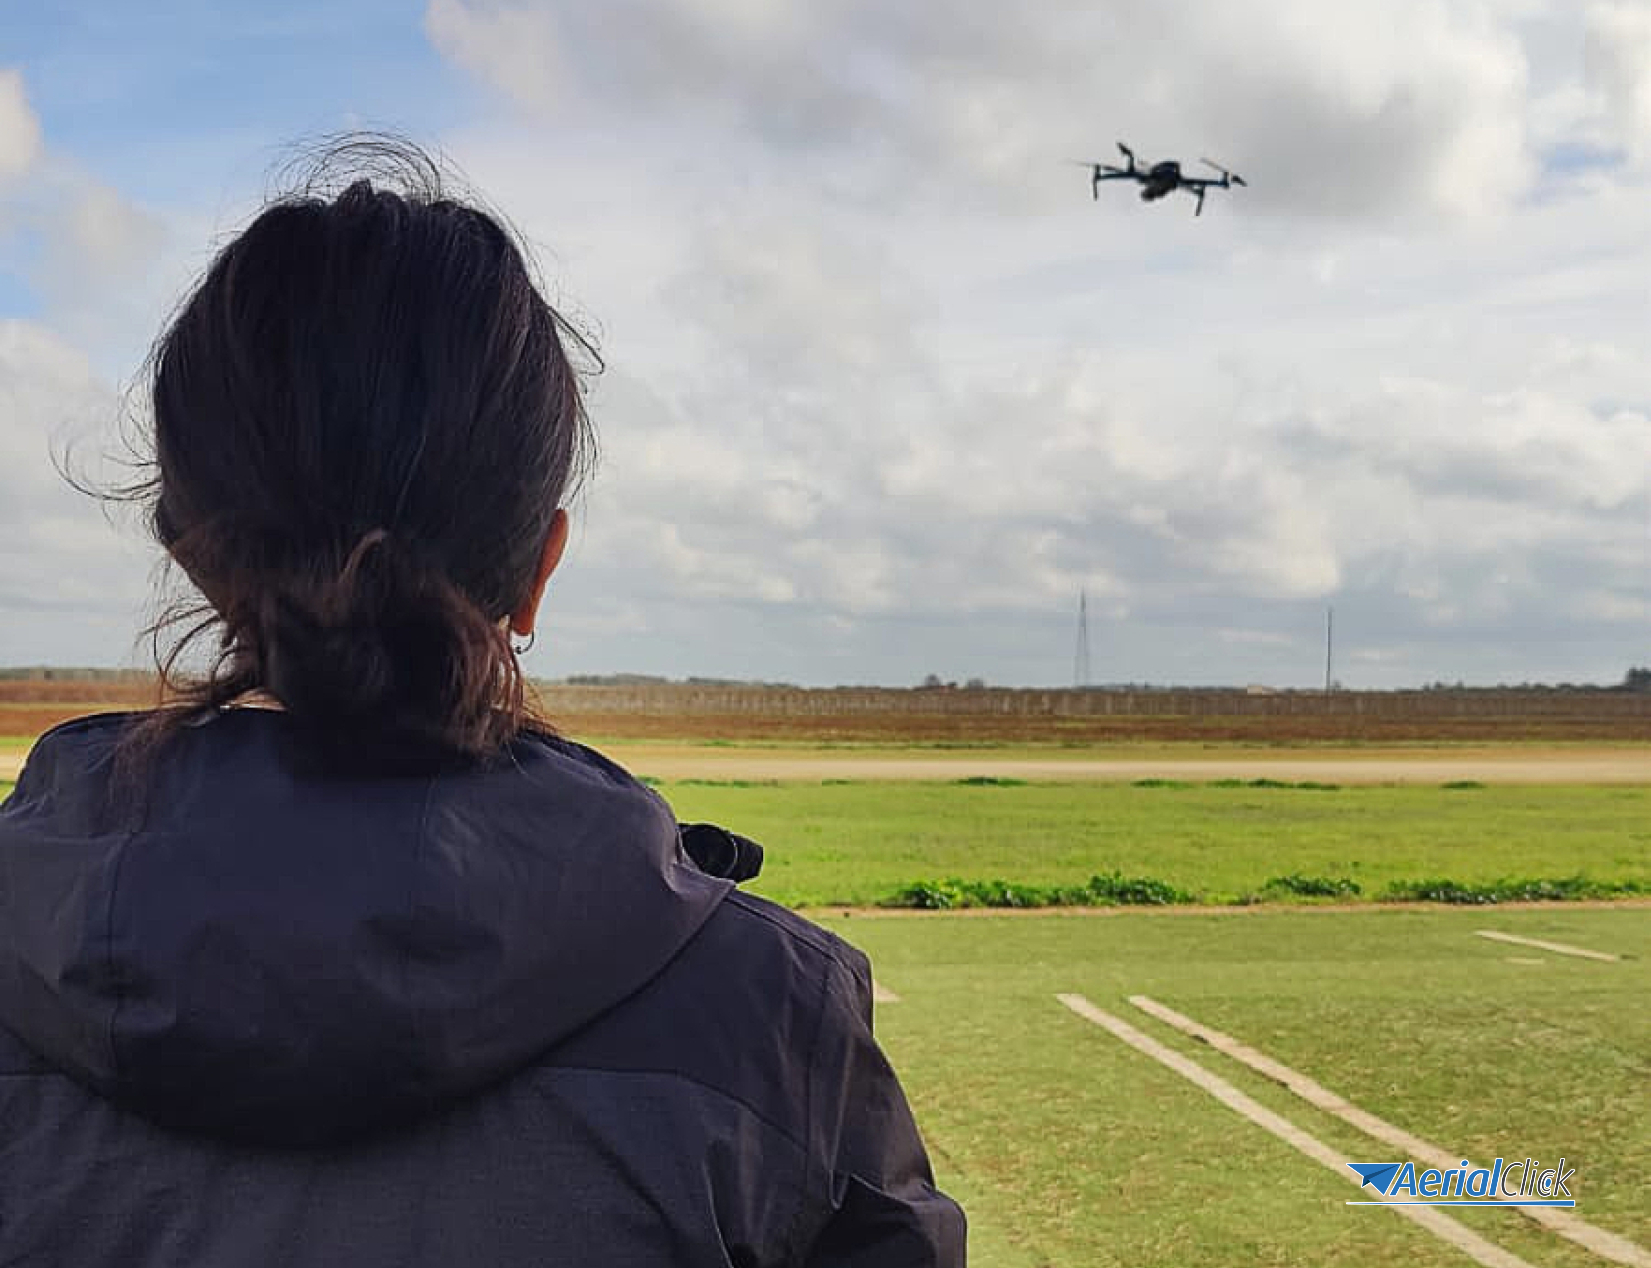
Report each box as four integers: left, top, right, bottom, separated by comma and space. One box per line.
1324, 606, 1334, 694
1074, 589, 1091, 687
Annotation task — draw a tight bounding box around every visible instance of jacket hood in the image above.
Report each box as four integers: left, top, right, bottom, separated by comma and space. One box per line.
0, 709, 731, 1146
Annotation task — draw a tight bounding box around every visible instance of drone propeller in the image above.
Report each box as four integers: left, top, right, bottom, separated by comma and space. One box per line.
1200, 157, 1247, 186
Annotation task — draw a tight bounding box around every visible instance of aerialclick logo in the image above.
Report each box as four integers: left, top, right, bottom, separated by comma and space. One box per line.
1346, 1158, 1576, 1207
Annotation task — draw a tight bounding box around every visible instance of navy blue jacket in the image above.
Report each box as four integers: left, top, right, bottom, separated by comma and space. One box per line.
0, 709, 965, 1266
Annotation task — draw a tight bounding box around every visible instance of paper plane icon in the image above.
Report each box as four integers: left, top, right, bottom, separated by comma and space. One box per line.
1347, 1163, 1401, 1193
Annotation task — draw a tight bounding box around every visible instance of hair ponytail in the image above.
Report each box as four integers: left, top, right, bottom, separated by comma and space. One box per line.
255, 527, 526, 768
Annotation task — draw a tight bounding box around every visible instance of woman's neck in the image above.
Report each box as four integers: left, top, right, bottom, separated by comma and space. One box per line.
222, 688, 286, 711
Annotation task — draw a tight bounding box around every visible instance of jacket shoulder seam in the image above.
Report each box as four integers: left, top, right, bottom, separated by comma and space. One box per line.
25, 709, 148, 748
721, 892, 861, 972
537, 1062, 815, 1159
402, 771, 440, 1073
101, 827, 141, 1083
777, 935, 837, 1262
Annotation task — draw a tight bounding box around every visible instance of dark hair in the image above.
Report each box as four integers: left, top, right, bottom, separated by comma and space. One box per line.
85, 136, 598, 785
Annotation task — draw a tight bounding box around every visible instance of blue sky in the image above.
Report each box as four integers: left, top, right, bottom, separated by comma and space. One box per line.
2, 1, 1649, 688
1, 3, 474, 321
9, 3, 466, 173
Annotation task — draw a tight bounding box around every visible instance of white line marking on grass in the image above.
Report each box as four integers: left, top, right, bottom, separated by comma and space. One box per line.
1474, 931, 1620, 963
1504, 957, 1545, 966
872, 981, 901, 1004
1128, 995, 1651, 1268
1055, 994, 1538, 1268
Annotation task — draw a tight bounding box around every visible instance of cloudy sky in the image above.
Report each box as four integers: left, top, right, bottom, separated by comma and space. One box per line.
2, 1, 1649, 688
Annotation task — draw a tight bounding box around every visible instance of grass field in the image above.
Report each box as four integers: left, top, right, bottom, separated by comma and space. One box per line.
655, 779, 1651, 907
818, 906, 1650, 1267
663, 758, 1651, 1265
4, 719, 1648, 1266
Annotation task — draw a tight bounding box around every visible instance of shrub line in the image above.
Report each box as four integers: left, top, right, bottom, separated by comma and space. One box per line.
872, 872, 1647, 910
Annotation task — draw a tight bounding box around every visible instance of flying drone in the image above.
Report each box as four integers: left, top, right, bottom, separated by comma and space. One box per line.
1072, 142, 1247, 217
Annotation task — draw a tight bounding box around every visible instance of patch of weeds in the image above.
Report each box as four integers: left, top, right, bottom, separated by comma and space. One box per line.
1086, 871, 1193, 905
880, 871, 1194, 910
1383, 875, 1649, 904
1264, 874, 1362, 898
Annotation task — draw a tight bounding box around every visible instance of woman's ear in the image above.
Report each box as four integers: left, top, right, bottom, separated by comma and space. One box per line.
509, 509, 570, 637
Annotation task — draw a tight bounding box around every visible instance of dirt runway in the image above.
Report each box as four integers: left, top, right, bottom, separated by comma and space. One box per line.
592, 744, 1651, 785
5, 744, 1648, 786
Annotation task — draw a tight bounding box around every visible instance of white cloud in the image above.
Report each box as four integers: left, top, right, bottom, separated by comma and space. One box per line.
0, 321, 108, 504
0, 320, 154, 661
1, 11, 1647, 686
0, 68, 41, 182
33, 178, 172, 346
1585, 1, 1651, 160
427, 0, 1537, 221
62, 182, 168, 276
0, 70, 175, 370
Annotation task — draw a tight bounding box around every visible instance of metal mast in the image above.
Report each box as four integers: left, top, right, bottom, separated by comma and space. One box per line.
1324, 606, 1334, 694
1074, 589, 1091, 687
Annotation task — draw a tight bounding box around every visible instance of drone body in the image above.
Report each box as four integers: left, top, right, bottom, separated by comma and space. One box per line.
1076, 142, 1247, 216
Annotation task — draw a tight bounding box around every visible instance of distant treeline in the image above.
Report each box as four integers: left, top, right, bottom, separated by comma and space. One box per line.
0, 667, 155, 682
558, 673, 803, 689
553, 669, 1651, 693
3, 665, 1649, 693
527, 683, 1651, 720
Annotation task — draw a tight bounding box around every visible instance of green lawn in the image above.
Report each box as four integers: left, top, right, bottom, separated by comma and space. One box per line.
819, 906, 1651, 1267
655, 780, 1651, 907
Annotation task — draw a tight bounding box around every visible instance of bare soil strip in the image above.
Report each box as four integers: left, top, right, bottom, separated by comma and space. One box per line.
1127, 995, 1651, 1268
10, 680, 1651, 745
1057, 994, 1539, 1268
1473, 931, 1622, 963
604, 746, 1651, 784
6, 739, 1648, 785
